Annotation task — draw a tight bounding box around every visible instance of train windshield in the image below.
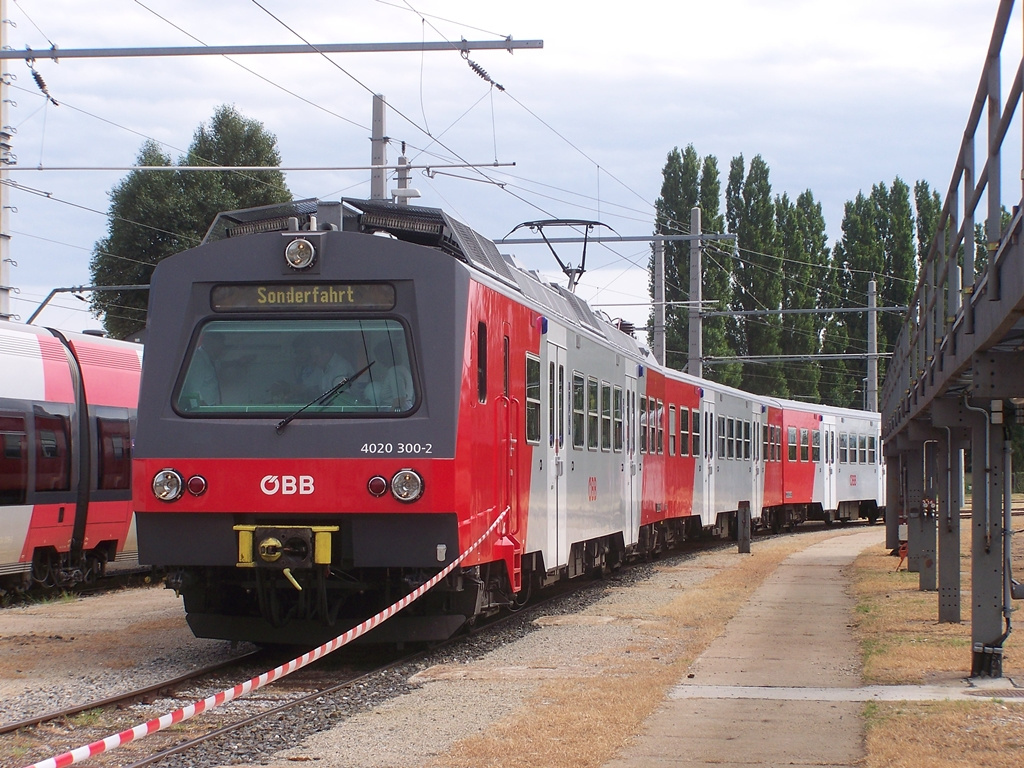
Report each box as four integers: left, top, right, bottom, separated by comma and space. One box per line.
175, 318, 416, 417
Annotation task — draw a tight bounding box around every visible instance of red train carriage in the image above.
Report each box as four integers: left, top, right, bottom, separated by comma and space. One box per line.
134, 198, 884, 646
0, 324, 141, 592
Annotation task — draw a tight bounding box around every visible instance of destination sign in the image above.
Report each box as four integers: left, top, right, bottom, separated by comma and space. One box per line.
211, 283, 396, 312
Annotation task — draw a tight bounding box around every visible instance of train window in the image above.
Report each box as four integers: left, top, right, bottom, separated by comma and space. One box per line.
525, 355, 541, 445
705, 410, 712, 458
656, 400, 664, 454
668, 405, 676, 456
0, 413, 28, 505
174, 318, 417, 417
859, 434, 868, 464
639, 397, 647, 454
648, 398, 657, 453
610, 387, 618, 454
548, 362, 556, 447
718, 416, 726, 458
800, 428, 809, 462
726, 417, 735, 459
572, 373, 585, 450
587, 377, 599, 451
477, 322, 488, 403
558, 366, 565, 448
868, 435, 877, 464
787, 426, 797, 462
812, 429, 821, 463
626, 390, 634, 455
601, 382, 612, 451
97, 417, 132, 490
35, 413, 70, 492
680, 407, 689, 457
743, 420, 751, 460
838, 433, 848, 463
692, 408, 700, 457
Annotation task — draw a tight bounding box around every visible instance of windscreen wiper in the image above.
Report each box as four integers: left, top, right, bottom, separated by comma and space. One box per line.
275, 361, 374, 434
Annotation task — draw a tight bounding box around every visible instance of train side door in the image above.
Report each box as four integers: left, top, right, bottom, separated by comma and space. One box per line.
698, 390, 716, 526
820, 416, 836, 514
750, 401, 763, 522
545, 340, 569, 567
624, 375, 640, 545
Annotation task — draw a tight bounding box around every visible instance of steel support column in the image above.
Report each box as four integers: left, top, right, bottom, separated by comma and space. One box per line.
969, 400, 1006, 677
905, 443, 925, 574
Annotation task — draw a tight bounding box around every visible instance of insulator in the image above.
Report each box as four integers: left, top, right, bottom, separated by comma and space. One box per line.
468, 59, 490, 83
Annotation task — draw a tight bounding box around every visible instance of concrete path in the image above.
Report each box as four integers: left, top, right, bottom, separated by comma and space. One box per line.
603, 529, 884, 768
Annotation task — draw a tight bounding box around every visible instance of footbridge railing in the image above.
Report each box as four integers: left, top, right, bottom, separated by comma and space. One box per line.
880, 0, 1023, 679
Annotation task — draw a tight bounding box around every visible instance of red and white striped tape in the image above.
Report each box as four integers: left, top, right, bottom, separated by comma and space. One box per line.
24, 507, 509, 768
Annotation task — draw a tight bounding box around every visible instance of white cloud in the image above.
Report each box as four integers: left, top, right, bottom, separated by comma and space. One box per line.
0, 0, 1012, 335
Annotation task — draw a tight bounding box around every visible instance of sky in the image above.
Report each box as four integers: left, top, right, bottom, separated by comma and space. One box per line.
0, 0, 1014, 337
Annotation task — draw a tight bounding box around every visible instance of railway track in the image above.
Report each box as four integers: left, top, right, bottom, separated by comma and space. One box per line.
4, 524, 842, 768
0, 653, 262, 736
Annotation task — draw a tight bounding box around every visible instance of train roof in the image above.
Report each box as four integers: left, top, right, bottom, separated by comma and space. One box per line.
201, 197, 645, 358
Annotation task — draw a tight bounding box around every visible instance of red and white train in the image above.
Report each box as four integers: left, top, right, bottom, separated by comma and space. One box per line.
0, 323, 142, 593
133, 198, 883, 645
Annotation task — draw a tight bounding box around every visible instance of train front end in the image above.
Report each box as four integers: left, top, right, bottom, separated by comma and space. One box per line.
135, 199, 495, 646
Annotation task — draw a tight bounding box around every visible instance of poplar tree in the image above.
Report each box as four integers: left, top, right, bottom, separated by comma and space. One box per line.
651, 145, 740, 383
879, 178, 917, 378
777, 191, 827, 402
699, 155, 742, 388
913, 180, 942, 263
90, 105, 291, 339
732, 155, 787, 397
651, 146, 699, 370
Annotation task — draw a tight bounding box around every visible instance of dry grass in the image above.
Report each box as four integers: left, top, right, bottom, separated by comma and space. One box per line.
864, 701, 1024, 768
854, 512, 1024, 767
853, 514, 1023, 684
433, 529, 853, 768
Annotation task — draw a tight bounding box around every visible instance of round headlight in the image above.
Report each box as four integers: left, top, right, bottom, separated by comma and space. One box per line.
284, 238, 316, 270
152, 469, 185, 502
391, 469, 424, 503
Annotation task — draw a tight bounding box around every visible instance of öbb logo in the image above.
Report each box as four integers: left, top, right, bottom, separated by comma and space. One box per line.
260, 475, 315, 495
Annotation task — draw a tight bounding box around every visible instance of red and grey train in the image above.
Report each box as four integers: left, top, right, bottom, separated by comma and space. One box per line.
133, 198, 884, 645
0, 323, 142, 593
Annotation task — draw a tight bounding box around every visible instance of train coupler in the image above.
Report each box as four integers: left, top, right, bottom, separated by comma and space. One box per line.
234, 524, 339, 570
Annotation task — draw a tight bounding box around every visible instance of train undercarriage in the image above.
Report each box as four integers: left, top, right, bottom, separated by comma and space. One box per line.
0, 544, 115, 596
165, 517, 716, 647
164, 502, 884, 648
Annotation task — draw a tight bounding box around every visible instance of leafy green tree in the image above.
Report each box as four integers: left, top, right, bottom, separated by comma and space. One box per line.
90, 105, 291, 338
914, 180, 942, 263
651, 146, 700, 371
830, 190, 882, 405
180, 104, 291, 237
88, 141, 187, 338
878, 178, 917, 381
651, 145, 741, 384
698, 155, 742, 388
732, 155, 787, 397
777, 191, 827, 401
